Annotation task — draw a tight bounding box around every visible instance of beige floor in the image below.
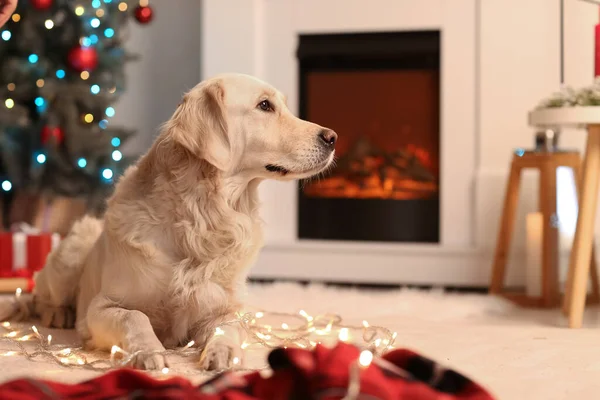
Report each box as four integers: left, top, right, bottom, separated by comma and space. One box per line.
1, 283, 600, 399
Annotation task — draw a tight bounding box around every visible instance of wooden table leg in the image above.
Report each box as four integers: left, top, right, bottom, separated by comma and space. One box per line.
563, 161, 600, 313
590, 248, 600, 303
490, 156, 522, 294
576, 158, 600, 304
540, 162, 559, 307
568, 125, 600, 328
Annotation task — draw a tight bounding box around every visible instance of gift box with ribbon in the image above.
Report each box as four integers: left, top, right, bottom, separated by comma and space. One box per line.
0, 224, 60, 293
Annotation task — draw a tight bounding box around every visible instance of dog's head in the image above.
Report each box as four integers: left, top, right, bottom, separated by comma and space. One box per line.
165, 73, 337, 180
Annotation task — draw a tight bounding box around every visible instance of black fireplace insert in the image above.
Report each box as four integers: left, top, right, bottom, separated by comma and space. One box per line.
297, 31, 441, 243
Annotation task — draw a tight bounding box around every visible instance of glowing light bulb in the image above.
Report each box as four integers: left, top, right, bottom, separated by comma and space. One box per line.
44, 19, 54, 29
47, 335, 52, 346
77, 359, 85, 365
36, 79, 45, 88
89, 34, 99, 44
81, 36, 92, 47
77, 158, 87, 168
111, 345, 121, 355
112, 150, 122, 161
60, 348, 72, 355
1, 30, 11, 41
56, 69, 66, 79
104, 28, 115, 38
338, 327, 349, 342
232, 357, 240, 365
102, 168, 113, 180
36, 154, 46, 164
358, 350, 373, 367
111, 137, 121, 147
1, 180, 12, 192
299, 310, 313, 322
255, 332, 271, 340
75, 6, 85, 16
7, 83, 15, 91
281, 323, 289, 330
99, 119, 108, 129
31, 326, 39, 335
35, 97, 46, 113
255, 312, 264, 318
2, 322, 10, 328
139, 0, 149, 6
15, 288, 22, 297
84, 114, 94, 123
90, 18, 100, 28
4, 99, 14, 109
185, 340, 195, 348
96, 9, 104, 17
362, 320, 369, 328
241, 342, 249, 349
118, 2, 127, 11
92, 0, 101, 8
105, 106, 115, 117
80, 71, 90, 80
28, 54, 38, 64
90, 84, 100, 94
215, 327, 225, 336
11, 14, 20, 22
60, 357, 69, 364
3, 351, 16, 356
6, 331, 17, 338
161, 367, 169, 374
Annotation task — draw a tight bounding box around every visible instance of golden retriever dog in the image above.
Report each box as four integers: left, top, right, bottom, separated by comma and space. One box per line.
0, 73, 337, 370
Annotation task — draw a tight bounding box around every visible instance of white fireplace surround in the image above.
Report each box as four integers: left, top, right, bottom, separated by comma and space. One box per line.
202, 0, 597, 287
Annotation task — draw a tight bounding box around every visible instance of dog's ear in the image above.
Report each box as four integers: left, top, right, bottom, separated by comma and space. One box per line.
167, 82, 231, 171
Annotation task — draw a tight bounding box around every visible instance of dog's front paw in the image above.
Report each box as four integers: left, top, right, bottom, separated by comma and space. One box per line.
126, 339, 169, 371
199, 341, 242, 371
131, 352, 169, 371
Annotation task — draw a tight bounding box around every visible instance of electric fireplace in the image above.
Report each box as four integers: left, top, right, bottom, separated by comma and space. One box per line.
297, 31, 441, 243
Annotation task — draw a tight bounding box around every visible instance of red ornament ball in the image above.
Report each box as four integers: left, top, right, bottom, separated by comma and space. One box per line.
68, 45, 98, 72
41, 126, 64, 145
134, 5, 153, 24
30, 0, 53, 10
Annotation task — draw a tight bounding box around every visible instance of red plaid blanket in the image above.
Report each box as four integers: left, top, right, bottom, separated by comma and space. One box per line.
0, 343, 494, 399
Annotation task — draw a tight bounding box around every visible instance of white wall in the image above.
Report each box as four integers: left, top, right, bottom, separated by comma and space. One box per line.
475, 0, 597, 254
112, 0, 202, 156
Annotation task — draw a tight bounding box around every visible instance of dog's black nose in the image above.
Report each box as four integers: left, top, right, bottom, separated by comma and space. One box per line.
318, 129, 337, 148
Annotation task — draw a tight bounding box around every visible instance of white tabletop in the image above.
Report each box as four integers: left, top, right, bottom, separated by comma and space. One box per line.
529, 106, 600, 128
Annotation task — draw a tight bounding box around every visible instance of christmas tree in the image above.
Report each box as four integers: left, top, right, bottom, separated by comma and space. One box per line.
0, 0, 154, 226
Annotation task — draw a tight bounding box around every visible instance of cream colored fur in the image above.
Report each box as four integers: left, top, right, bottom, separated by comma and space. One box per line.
4, 74, 336, 371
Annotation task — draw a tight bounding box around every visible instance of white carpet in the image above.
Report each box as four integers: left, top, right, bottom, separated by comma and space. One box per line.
1, 282, 599, 400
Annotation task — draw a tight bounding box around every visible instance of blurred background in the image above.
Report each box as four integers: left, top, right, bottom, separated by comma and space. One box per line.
1, 0, 599, 291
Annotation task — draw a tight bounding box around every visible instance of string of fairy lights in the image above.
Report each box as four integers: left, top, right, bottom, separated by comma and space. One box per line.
0, 289, 398, 385
0, 0, 152, 194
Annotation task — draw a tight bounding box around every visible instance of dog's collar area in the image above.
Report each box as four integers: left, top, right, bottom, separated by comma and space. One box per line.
265, 164, 289, 175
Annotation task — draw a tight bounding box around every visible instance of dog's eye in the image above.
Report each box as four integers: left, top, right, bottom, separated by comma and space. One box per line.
258, 100, 274, 112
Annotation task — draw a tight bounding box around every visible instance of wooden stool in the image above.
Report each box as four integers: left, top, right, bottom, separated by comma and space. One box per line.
489, 150, 600, 308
